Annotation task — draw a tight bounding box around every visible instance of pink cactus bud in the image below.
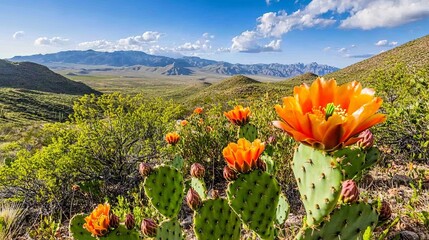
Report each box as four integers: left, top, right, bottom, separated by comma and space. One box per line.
141, 218, 158, 237
186, 188, 202, 210
257, 159, 267, 172
223, 166, 238, 181
139, 162, 152, 177
125, 213, 135, 230
357, 129, 374, 149
109, 213, 120, 229
190, 163, 205, 179
379, 201, 392, 221
340, 180, 359, 203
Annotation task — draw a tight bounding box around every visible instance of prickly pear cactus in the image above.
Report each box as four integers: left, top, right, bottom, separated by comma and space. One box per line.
156, 218, 183, 240
275, 193, 290, 225
296, 202, 379, 240
362, 147, 380, 171
69, 214, 95, 240
144, 165, 184, 218
292, 144, 343, 226
106, 225, 140, 240
194, 198, 241, 240
333, 147, 367, 180
227, 170, 280, 239
239, 123, 258, 142
191, 177, 207, 200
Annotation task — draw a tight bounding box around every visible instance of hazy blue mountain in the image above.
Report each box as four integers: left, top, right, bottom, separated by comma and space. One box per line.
10, 50, 339, 78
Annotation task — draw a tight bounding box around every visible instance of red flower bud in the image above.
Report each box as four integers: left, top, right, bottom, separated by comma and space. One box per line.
190, 163, 205, 179
186, 188, 202, 210
139, 162, 152, 177
379, 201, 392, 221
340, 180, 359, 203
357, 129, 374, 149
141, 218, 158, 237
125, 213, 135, 230
109, 213, 120, 229
223, 166, 238, 181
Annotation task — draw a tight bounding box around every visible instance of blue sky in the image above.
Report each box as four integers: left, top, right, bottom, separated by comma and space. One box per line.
1, 0, 429, 68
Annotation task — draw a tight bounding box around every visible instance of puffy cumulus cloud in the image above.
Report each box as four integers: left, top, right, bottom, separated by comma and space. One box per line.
148, 45, 183, 58
339, 0, 429, 29
34, 37, 70, 46
13, 31, 25, 39
118, 31, 162, 46
390, 41, 398, 46
231, 31, 282, 53
375, 40, 388, 46
78, 40, 115, 50
176, 33, 213, 51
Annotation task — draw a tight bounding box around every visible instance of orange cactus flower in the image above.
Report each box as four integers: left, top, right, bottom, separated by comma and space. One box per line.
193, 107, 203, 114
224, 105, 251, 126
83, 203, 111, 237
222, 138, 265, 173
180, 120, 188, 126
165, 132, 180, 145
273, 78, 386, 151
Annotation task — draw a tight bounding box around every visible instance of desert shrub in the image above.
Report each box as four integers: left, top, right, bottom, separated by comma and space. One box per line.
368, 63, 429, 162
0, 93, 183, 217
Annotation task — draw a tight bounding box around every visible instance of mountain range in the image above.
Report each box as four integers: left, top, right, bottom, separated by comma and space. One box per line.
10, 50, 339, 78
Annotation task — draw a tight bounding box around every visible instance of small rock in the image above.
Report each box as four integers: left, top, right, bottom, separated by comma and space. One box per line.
396, 230, 419, 240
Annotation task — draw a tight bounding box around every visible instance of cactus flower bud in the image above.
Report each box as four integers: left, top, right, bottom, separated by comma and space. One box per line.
109, 213, 120, 229
379, 201, 392, 221
223, 166, 238, 181
125, 213, 135, 230
357, 129, 374, 149
186, 188, 202, 210
190, 163, 205, 179
340, 180, 359, 203
210, 189, 219, 199
139, 162, 152, 177
141, 218, 158, 237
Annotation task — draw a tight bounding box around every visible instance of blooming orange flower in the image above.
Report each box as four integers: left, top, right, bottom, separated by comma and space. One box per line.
180, 120, 188, 126
193, 107, 203, 114
222, 138, 265, 173
224, 105, 251, 126
165, 132, 180, 145
83, 203, 110, 237
273, 78, 386, 151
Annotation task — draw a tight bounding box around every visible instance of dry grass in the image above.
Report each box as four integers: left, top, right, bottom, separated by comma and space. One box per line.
0, 202, 25, 240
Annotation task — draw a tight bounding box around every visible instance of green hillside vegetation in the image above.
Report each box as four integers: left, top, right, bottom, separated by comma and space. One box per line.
325, 34, 429, 83
0, 60, 99, 95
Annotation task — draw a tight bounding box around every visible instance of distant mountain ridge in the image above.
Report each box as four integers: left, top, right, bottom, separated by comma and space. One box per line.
10, 50, 339, 78
0, 59, 99, 95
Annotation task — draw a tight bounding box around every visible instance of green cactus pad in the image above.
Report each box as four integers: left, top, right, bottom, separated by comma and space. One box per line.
362, 147, 380, 170
69, 214, 96, 240
144, 165, 184, 218
275, 193, 290, 225
194, 198, 241, 240
227, 170, 280, 239
292, 144, 342, 226
156, 218, 183, 240
105, 225, 140, 240
191, 177, 207, 200
296, 202, 379, 240
239, 123, 258, 142
333, 147, 367, 180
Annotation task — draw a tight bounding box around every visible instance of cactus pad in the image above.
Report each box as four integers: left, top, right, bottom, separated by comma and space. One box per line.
156, 218, 183, 240
191, 177, 207, 200
297, 202, 379, 239
69, 214, 95, 240
275, 193, 290, 225
107, 225, 140, 240
194, 198, 241, 240
292, 144, 342, 226
239, 123, 258, 142
362, 147, 380, 170
144, 165, 184, 218
333, 147, 367, 180
227, 170, 280, 239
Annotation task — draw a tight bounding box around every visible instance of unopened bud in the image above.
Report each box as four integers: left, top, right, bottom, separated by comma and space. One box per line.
139, 162, 152, 177
340, 180, 359, 203
257, 159, 267, 172
357, 129, 374, 149
125, 213, 135, 230
379, 201, 392, 221
190, 163, 205, 179
109, 213, 120, 229
223, 166, 238, 181
141, 218, 158, 237
186, 188, 202, 210
210, 189, 219, 199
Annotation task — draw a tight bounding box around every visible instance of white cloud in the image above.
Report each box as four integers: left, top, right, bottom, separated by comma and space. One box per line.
202, 32, 215, 39
78, 40, 115, 50
338, 47, 348, 53
231, 31, 281, 53
34, 37, 70, 46
265, 0, 280, 5
176, 33, 213, 52
217, 47, 231, 53
323, 46, 331, 52
13, 31, 25, 39
390, 41, 398, 46
339, 0, 429, 29
375, 40, 388, 46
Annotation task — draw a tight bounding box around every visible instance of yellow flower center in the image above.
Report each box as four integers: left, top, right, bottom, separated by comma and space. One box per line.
312, 103, 347, 121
